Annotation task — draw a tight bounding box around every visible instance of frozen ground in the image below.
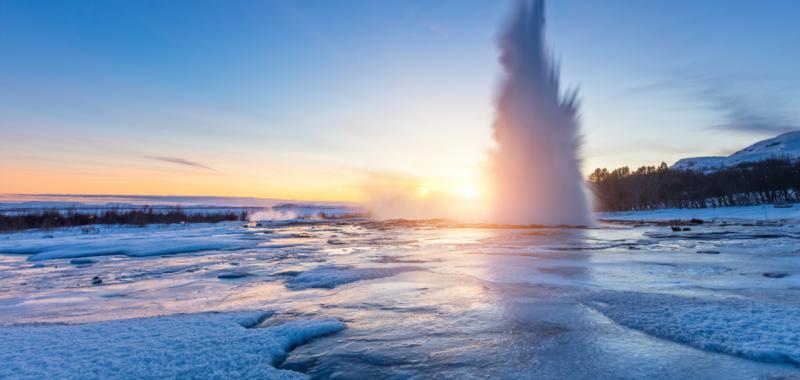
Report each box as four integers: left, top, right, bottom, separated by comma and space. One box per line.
600, 204, 800, 221
0, 311, 344, 379
1, 209, 800, 379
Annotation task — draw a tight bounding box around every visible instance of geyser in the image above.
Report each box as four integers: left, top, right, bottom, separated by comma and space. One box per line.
491, 0, 591, 226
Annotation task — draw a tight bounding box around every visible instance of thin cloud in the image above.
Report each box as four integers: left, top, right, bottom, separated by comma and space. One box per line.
618, 71, 799, 135
147, 156, 213, 170
702, 92, 799, 134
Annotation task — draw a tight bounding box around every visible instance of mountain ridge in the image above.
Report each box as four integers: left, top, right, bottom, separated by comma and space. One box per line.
672, 131, 800, 172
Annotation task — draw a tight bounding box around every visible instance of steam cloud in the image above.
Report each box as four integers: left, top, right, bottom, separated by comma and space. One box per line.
491, 0, 591, 226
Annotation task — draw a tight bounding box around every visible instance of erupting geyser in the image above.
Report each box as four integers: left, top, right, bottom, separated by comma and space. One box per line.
491, 0, 591, 226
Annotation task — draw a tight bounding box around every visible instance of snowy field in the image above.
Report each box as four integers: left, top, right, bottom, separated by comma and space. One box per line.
1, 207, 800, 379
600, 204, 800, 222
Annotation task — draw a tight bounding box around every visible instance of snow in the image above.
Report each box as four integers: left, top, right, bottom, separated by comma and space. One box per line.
599, 204, 800, 221
0, 223, 259, 261
2, 208, 800, 378
22, 238, 251, 261
586, 291, 800, 365
0, 311, 345, 379
672, 131, 800, 171
671, 156, 728, 172
285, 266, 420, 290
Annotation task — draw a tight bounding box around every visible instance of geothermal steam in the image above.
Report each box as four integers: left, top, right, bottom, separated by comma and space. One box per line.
491, 0, 591, 226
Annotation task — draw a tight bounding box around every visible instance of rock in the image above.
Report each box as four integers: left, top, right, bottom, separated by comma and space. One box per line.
670, 226, 682, 232
217, 271, 252, 279
91, 276, 103, 285
763, 272, 789, 279
682, 227, 691, 231
272, 270, 302, 277
689, 218, 704, 224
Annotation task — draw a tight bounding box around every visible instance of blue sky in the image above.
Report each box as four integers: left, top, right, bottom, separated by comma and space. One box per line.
1, 0, 798, 199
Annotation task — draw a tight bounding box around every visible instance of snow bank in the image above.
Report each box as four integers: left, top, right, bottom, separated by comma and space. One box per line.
599, 205, 799, 222
0, 311, 345, 379
286, 266, 420, 290
0, 228, 258, 261
586, 292, 800, 365
27, 238, 253, 261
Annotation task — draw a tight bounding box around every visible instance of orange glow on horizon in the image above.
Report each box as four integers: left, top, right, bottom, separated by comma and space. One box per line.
0, 164, 361, 203
1, 159, 491, 206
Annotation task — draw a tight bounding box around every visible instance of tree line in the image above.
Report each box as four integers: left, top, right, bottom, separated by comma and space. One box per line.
587, 158, 800, 211
0, 206, 248, 233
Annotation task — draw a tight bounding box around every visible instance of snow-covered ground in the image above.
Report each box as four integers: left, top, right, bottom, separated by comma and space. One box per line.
1, 208, 800, 378
600, 204, 800, 221
1, 311, 344, 379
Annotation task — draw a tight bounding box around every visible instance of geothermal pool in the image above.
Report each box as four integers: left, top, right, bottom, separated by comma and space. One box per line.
1, 212, 799, 379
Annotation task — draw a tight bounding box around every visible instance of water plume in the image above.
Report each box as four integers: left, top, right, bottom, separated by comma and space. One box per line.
491, 0, 591, 226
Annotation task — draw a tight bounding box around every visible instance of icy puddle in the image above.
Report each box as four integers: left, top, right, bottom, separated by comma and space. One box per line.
1, 219, 800, 379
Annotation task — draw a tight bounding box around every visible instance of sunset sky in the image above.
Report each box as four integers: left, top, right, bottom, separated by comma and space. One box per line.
2, 0, 799, 201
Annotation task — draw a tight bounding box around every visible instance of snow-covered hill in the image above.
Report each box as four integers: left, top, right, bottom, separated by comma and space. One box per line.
672, 131, 800, 172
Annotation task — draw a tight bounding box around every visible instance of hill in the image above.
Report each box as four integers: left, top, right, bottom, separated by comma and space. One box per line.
672, 131, 800, 172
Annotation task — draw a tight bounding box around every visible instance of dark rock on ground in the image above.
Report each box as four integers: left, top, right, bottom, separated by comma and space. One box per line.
217, 271, 252, 279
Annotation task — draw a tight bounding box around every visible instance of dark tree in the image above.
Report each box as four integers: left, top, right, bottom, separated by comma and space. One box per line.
588, 159, 800, 211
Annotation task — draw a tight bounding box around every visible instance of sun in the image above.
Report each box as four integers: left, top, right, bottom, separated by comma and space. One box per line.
453, 183, 480, 199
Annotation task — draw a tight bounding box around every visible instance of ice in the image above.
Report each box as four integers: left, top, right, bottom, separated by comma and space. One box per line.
24, 238, 252, 261
0, 223, 259, 261
586, 291, 800, 365
286, 266, 420, 290
0, 311, 345, 380
1, 207, 800, 378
